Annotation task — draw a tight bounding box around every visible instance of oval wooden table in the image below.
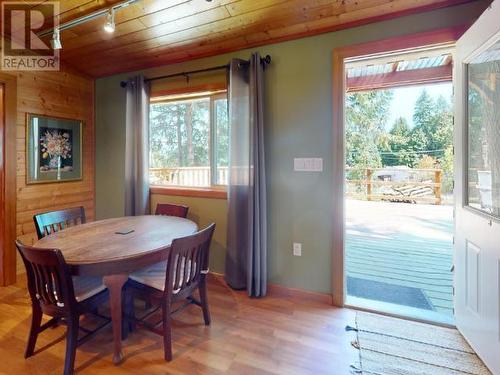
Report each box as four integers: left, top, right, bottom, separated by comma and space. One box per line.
33, 215, 198, 364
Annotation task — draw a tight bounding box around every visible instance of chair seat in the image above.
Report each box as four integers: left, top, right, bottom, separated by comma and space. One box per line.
73, 276, 106, 302
129, 260, 193, 292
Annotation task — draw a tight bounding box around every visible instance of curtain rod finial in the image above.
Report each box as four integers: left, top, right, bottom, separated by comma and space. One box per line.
120, 81, 128, 88
262, 55, 271, 65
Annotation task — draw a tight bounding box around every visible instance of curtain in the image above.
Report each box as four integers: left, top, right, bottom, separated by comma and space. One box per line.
225, 53, 268, 297
125, 75, 150, 216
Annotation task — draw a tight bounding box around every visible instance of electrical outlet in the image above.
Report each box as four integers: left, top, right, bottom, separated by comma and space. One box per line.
293, 242, 302, 256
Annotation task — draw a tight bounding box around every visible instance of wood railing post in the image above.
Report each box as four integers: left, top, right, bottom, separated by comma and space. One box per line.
366, 168, 373, 201
435, 169, 442, 205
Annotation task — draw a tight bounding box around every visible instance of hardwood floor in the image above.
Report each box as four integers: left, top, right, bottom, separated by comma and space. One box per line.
0, 274, 357, 374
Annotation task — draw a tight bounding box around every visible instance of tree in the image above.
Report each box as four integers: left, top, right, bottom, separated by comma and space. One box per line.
376, 89, 454, 170
416, 155, 438, 169
441, 145, 454, 193
391, 116, 411, 136
431, 95, 453, 151
184, 102, 194, 165
406, 127, 428, 167
412, 89, 435, 150
383, 116, 429, 167
412, 91, 452, 154
345, 90, 393, 170
383, 117, 411, 166
149, 99, 211, 169
215, 98, 229, 167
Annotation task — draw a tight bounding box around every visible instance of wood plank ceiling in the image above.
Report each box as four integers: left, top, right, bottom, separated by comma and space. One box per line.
6, 0, 479, 77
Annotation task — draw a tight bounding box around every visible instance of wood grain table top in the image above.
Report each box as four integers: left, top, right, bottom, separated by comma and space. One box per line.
33, 216, 198, 276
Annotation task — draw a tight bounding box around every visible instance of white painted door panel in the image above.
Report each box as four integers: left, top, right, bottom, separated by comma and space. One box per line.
454, 1, 500, 373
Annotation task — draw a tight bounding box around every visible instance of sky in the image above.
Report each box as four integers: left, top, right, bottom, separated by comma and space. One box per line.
386, 82, 453, 130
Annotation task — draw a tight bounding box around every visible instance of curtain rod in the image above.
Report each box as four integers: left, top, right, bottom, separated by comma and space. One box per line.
120, 55, 271, 87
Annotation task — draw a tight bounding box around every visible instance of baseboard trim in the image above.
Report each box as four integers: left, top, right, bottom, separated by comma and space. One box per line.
209, 272, 333, 305
267, 283, 333, 305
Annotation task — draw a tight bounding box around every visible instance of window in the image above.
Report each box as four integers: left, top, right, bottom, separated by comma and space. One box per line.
466, 39, 500, 217
149, 92, 229, 188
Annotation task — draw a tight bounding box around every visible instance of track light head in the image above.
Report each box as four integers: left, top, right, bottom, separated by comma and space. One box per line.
103, 9, 115, 33
51, 27, 62, 50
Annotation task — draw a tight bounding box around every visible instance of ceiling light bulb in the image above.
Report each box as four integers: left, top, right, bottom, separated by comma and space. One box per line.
51, 27, 62, 50
104, 9, 115, 33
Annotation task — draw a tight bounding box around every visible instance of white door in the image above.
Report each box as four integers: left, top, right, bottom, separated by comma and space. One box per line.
454, 1, 500, 373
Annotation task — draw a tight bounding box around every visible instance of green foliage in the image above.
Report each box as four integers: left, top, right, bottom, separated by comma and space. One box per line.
411, 91, 453, 191
412, 90, 453, 154
412, 89, 436, 143
382, 90, 453, 170
347, 86, 454, 194
382, 117, 411, 166
346, 90, 394, 170
215, 99, 229, 168
149, 97, 228, 169
441, 145, 454, 193
416, 155, 438, 169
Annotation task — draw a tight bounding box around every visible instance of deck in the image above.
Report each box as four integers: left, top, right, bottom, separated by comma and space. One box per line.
345, 199, 453, 320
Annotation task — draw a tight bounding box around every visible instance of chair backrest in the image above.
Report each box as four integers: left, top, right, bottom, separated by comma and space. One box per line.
165, 223, 215, 296
15, 241, 76, 313
34, 206, 86, 239
155, 203, 189, 218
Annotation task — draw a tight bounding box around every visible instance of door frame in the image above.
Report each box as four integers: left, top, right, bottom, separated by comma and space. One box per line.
0, 73, 17, 286
331, 26, 467, 307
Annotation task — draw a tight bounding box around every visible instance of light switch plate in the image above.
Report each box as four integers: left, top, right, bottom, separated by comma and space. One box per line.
294, 158, 305, 171
293, 242, 302, 256
313, 158, 323, 172
294, 158, 323, 172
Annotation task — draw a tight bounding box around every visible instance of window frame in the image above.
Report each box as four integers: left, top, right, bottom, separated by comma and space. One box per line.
149, 90, 228, 192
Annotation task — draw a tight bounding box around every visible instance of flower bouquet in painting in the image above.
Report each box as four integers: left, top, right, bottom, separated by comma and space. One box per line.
39, 128, 74, 179
26, 113, 82, 184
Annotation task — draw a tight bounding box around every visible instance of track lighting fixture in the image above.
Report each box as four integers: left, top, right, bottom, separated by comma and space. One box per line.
51, 27, 62, 50
37, 0, 140, 50
103, 8, 115, 33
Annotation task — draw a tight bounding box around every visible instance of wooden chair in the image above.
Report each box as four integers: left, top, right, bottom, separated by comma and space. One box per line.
16, 241, 109, 375
125, 223, 216, 361
142, 203, 189, 309
155, 203, 189, 218
33, 207, 86, 240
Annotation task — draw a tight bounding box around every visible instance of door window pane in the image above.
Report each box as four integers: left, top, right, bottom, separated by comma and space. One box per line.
467, 39, 500, 217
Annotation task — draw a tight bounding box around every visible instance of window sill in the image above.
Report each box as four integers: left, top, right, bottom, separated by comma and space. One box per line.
149, 186, 227, 200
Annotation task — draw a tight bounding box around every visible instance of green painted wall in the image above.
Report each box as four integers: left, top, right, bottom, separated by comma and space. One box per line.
150, 194, 228, 274
95, 75, 127, 219
95, 1, 489, 293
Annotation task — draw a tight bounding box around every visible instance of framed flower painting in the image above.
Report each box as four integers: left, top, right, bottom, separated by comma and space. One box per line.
26, 114, 83, 184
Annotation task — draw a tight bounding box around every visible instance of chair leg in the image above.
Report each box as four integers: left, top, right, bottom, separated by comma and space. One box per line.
51, 317, 61, 329
199, 281, 211, 326
25, 303, 43, 358
144, 296, 152, 310
63, 316, 79, 375
162, 302, 173, 361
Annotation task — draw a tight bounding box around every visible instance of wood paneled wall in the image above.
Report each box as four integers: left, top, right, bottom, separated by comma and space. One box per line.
13, 68, 95, 272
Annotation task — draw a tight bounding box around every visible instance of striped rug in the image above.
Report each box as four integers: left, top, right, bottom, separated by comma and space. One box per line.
350, 312, 491, 375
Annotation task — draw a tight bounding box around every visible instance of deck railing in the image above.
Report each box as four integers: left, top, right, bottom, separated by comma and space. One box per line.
150, 166, 228, 187
150, 166, 443, 204
346, 167, 443, 205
